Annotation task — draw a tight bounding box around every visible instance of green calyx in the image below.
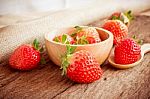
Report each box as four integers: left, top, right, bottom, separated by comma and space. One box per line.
111, 10, 133, 25
124, 10, 134, 22
70, 26, 83, 37
53, 37, 59, 42
70, 26, 89, 45
132, 35, 143, 45
76, 36, 89, 45
33, 39, 46, 64
54, 34, 70, 44
112, 15, 121, 20
61, 34, 70, 44
33, 39, 44, 52
61, 45, 76, 75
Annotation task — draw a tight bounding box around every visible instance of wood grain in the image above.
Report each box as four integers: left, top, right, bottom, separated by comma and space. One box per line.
0, 15, 150, 99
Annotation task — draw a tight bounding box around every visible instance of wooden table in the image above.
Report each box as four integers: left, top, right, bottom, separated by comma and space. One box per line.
0, 15, 150, 99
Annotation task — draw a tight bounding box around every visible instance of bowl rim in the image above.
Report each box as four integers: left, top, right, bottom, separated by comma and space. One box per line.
45, 26, 113, 47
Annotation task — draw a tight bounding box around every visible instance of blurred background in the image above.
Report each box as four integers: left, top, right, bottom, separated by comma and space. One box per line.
0, 0, 97, 14
0, 0, 150, 28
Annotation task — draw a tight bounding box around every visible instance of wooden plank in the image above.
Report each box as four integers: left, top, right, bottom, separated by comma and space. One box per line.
0, 15, 150, 99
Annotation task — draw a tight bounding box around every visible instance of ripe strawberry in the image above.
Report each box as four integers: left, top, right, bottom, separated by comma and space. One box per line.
61, 45, 103, 83
102, 20, 128, 44
114, 38, 141, 64
9, 39, 45, 70
109, 10, 133, 26
53, 34, 75, 44
70, 26, 101, 44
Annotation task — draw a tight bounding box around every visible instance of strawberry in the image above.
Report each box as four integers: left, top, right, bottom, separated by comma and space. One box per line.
114, 38, 141, 64
53, 34, 75, 44
9, 39, 45, 70
102, 20, 128, 44
109, 10, 133, 26
61, 45, 103, 83
70, 26, 101, 44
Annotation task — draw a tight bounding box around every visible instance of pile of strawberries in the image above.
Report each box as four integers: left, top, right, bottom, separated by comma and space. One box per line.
9, 10, 141, 84
53, 26, 103, 83
53, 26, 101, 45
102, 10, 141, 64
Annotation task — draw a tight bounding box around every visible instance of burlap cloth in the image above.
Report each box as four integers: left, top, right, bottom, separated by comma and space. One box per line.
0, 1, 150, 64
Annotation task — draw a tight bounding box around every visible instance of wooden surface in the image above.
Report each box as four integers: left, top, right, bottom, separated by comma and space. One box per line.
0, 15, 150, 99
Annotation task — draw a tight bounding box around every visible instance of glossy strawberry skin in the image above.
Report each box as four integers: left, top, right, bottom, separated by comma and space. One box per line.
9, 44, 40, 70
102, 20, 128, 44
76, 27, 101, 44
66, 50, 103, 83
53, 34, 75, 44
114, 38, 141, 64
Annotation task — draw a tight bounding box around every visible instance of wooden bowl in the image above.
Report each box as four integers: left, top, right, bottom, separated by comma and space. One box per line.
45, 26, 113, 66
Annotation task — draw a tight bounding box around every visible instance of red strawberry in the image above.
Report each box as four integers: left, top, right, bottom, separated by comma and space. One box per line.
9, 39, 44, 70
53, 34, 75, 44
61, 45, 103, 83
102, 20, 128, 44
114, 38, 141, 64
70, 26, 101, 44
109, 10, 133, 26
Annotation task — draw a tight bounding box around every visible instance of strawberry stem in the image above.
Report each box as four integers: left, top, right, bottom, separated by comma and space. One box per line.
33, 39, 44, 52
33, 39, 47, 65
61, 45, 76, 75
33, 39, 40, 50
70, 26, 82, 37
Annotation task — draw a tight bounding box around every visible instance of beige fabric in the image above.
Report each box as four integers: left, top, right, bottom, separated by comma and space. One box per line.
0, 1, 150, 63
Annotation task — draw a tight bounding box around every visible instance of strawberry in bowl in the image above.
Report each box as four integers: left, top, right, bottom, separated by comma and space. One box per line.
53, 34, 75, 44
47, 26, 107, 83
45, 26, 113, 66
53, 26, 101, 45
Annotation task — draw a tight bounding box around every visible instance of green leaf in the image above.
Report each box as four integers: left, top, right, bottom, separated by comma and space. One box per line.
71, 26, 82, 37
66, 45, 76, 54
74, 26, 82, 30
61, 60, 69, 75
137, 40, 143, 45
54, 37, 59, 42
70, 46, 77, 54
60, 45, 76, 75
62, 34, 67, 43
132, 35, 136, 39
77, 36, 89, 45
66, 41, 70, 44
83, 39, 89, 44
124, 10, 134, 21
33, 39, 40, 50
112, 16, 118, 20
66, 45, 71, 54
70, 32, 77, 37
